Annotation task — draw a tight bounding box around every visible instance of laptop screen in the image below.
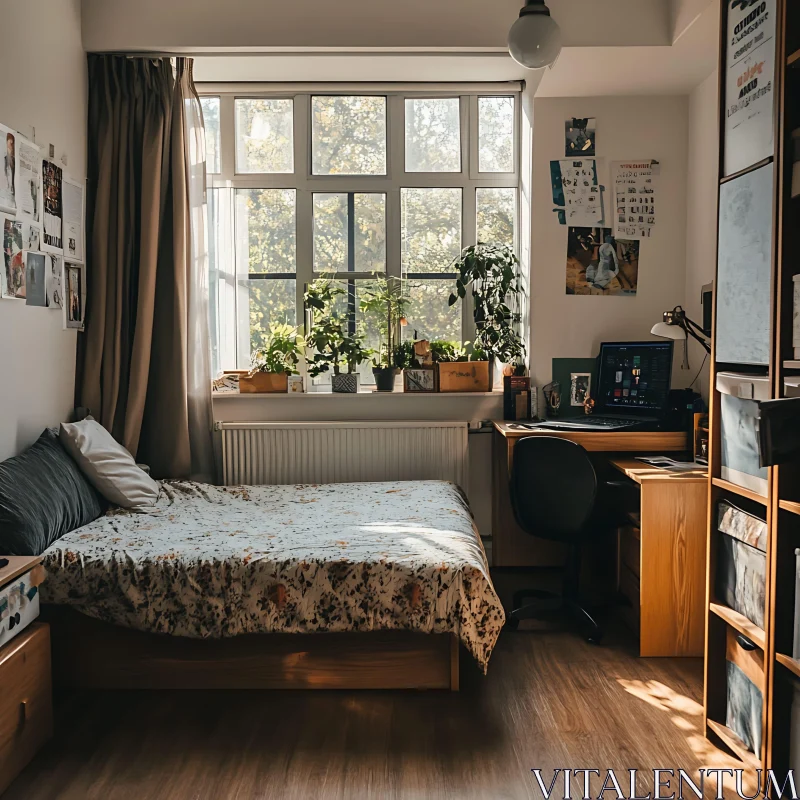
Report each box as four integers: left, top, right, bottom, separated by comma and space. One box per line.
596, 341, 673, 415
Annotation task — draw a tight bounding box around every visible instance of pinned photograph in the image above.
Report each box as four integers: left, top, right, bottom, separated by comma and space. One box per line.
565, 118, 596, 157
0, 124, 16, 214
565, 226, 640, 296
45, 253, 62, 309
42, 158, 63, 253
64, 260, 85, 330
17, 136, 40, 222
2, 217, 24, 299
570, 373, 592, 407
25, 251, 47, 307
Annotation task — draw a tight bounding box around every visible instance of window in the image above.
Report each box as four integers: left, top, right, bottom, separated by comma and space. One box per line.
202, 89, 520, 383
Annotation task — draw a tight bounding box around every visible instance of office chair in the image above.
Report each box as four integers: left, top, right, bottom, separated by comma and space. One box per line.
506, 436, 603, 644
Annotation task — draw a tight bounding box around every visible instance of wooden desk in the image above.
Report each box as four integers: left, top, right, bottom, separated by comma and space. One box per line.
610, 458, 708, 657
491, 422, 689, 567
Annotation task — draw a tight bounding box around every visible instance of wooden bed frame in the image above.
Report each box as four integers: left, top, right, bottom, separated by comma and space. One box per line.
41, 606, 459, 691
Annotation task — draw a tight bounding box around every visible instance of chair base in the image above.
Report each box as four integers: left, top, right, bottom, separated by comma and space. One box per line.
506, 588, 604, 645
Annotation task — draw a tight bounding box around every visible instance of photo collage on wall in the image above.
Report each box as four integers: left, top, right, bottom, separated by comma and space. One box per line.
0, 120, 84, 330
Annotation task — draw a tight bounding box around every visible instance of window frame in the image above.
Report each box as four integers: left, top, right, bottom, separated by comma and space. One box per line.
201, 86, 521, 376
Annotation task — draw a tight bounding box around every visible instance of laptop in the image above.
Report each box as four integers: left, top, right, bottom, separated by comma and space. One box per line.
532, 341, 674, 432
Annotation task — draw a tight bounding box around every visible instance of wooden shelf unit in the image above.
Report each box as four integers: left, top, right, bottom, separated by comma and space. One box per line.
710, 477, 768, 507
705, 0, 800, 776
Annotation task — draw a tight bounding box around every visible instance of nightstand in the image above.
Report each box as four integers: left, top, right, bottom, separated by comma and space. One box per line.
0, 555, 53, 793
0, 623, 53, 793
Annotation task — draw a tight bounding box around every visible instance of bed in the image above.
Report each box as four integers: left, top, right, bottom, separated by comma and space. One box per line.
40, 480, 504, 690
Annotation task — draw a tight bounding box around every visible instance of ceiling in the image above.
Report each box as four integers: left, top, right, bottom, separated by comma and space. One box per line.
193, 1, 718, 97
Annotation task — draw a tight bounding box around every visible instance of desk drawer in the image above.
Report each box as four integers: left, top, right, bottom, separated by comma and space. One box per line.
619, 526, 641, 579
0, 624, 52, 795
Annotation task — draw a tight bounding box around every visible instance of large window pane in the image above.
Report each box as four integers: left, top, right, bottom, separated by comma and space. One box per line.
247, 278, 297, 358
313, 194, 348, 272
312, 96, 387, 176
313, 193, 386, 272
235, 189, 296, 275
405, 98, 461, 173
404, 280, 461, 342
201, 97, 220, 174
477, 187, 516, 249
354, 194, 386, 271
235, 99, 294, 174
479, 97, 515, 173
401, 188, 462, 275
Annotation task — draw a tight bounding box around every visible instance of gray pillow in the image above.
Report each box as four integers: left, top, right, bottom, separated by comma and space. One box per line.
0, 429, 104, 555
59, 420, 160, 509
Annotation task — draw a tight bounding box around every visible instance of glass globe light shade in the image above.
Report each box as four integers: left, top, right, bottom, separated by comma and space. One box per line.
508, 12, 562, 69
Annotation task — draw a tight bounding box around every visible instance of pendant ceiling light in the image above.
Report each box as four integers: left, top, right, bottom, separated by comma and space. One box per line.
507, 0, 563, 70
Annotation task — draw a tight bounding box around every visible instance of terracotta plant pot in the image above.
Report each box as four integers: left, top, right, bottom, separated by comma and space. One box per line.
239, 371, 289, 394
436, 361, 491, 393
331, 373, 360, 394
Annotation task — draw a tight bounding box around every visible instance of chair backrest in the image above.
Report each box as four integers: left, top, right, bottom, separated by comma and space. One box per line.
510, 436, 598, 543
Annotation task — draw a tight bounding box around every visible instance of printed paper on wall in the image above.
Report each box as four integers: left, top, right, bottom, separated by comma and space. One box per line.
550, 159, 604, 227
612, 160, 659, 240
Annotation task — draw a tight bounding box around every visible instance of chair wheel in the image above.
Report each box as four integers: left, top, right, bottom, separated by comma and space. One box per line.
587, 633, 603, 645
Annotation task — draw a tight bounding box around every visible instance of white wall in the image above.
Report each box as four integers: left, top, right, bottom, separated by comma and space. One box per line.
530, 95, 689, 390
80, 0, 671, 52
0, 0, 86, 460
684, 70, 719, 402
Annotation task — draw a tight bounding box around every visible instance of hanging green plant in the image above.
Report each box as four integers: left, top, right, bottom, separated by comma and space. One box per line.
448, 243, 526, 368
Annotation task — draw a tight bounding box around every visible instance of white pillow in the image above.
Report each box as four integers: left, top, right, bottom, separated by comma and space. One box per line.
59, 420, 159, 510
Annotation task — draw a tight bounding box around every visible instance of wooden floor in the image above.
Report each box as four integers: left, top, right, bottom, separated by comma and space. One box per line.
8, 625, 746, 800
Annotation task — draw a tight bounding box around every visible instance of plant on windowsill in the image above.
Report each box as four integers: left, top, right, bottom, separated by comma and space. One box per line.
430, 339, 491, 393
240, 323, 304, 394
359, 275, 411, 392
448, 243, 527, 381
304, 277, 373, 393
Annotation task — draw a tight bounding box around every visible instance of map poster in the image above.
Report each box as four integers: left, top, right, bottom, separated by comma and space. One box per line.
724, 0, 776, 176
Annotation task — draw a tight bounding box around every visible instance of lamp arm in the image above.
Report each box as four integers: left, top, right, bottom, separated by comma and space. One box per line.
684, 322, 711, 353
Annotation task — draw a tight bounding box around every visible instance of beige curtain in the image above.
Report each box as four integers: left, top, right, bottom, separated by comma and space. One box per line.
78, 55, 214, 481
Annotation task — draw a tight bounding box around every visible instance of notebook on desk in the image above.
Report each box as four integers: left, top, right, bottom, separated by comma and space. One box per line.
533, 341, 674, 433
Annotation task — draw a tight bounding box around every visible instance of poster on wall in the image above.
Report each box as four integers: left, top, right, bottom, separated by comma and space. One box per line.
44, 252, 63, 309
41, 158, 63, 253
565, 226, 639, 296
724, 0, 776, 176
16, 135, 40, 225
64, 260, 85, 331
62, 176, 84, 262
2, 217, 25, 299
550, 159, 604, 227
25, 251, 47, 307
564, 118, 596, 157
0, 124, 16, 215
612, 160, 659, 240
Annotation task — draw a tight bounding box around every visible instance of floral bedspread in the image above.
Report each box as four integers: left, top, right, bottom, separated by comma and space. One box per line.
41, 480, 504, 671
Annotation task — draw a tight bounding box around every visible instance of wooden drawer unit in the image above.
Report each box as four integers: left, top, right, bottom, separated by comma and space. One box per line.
0, 623, 52, 794
610, 459, 708, 657
618, 526, 641, 579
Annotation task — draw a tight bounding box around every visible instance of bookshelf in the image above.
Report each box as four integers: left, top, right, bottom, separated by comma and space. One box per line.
704, 0, 799, 775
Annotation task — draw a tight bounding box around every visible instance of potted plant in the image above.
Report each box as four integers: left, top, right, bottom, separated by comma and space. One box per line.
430, 340, 492, 393
240, 323, 304, 393
448, 243, 527, 383
304, 278, 372, 393
359, 275, 411, 392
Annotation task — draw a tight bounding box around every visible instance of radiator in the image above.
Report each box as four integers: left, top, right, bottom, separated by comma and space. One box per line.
218, 421, 469, 488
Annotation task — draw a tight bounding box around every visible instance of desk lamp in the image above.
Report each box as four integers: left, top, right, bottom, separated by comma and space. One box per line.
651, 305, 711, 369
